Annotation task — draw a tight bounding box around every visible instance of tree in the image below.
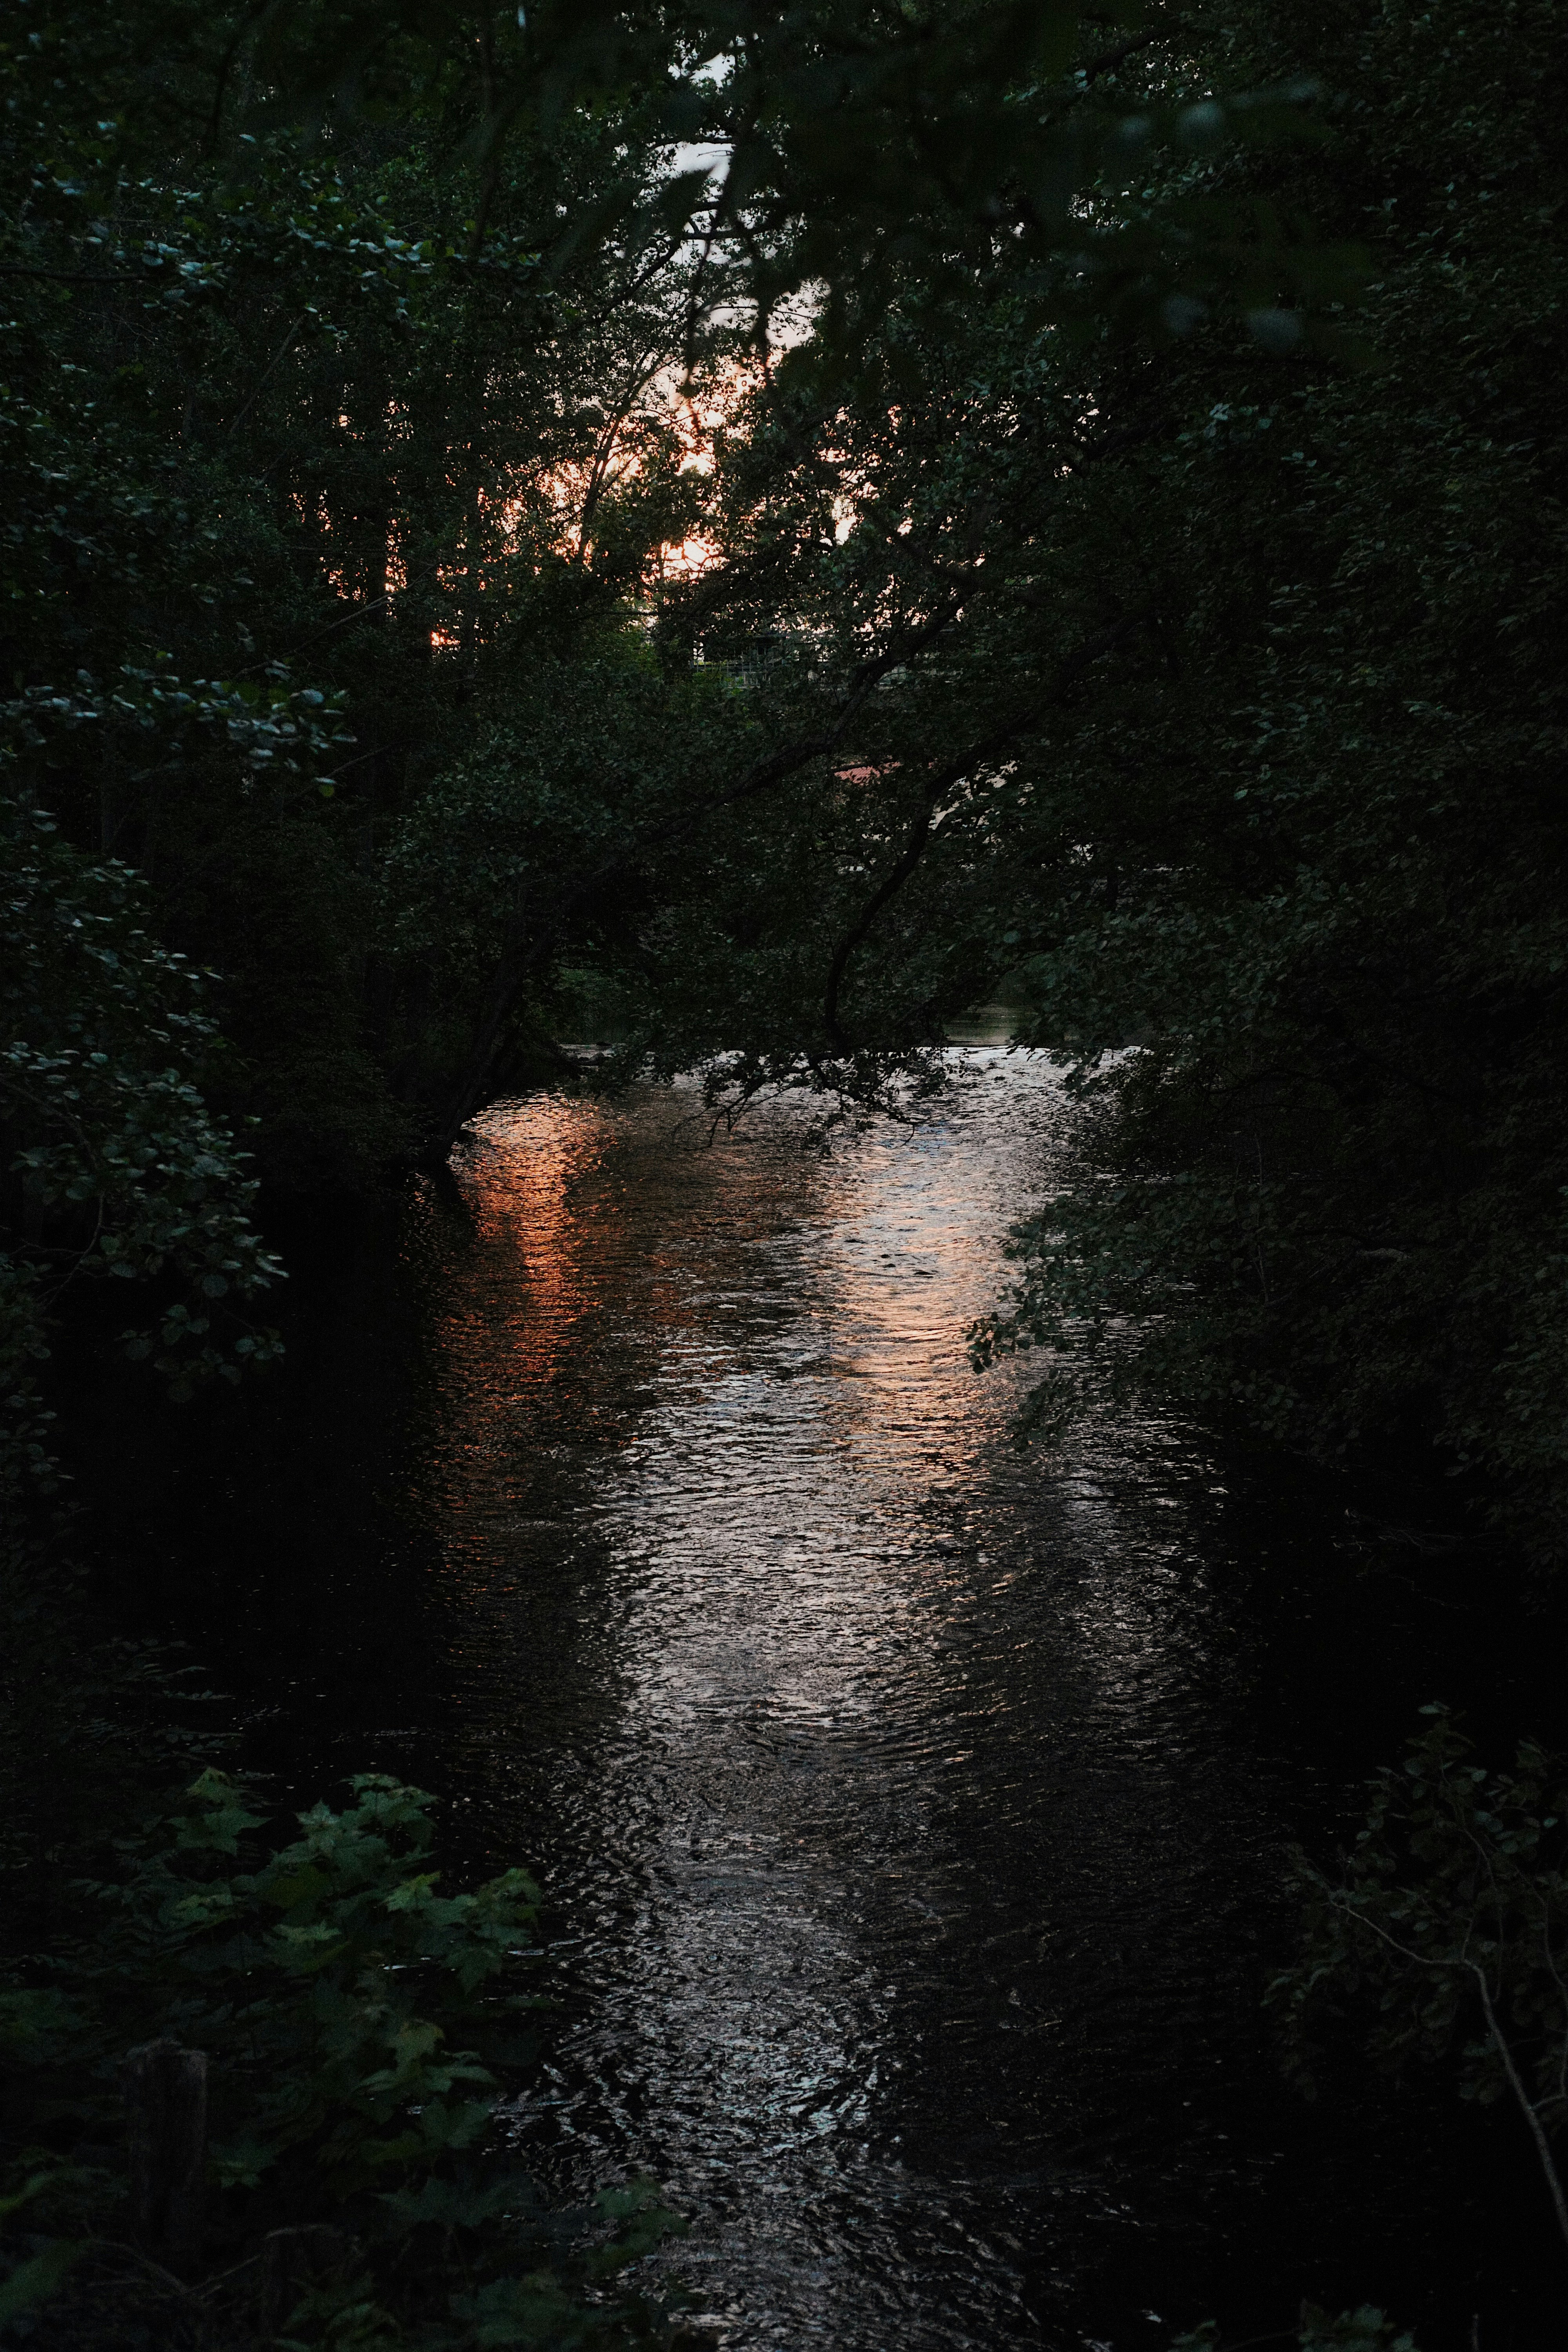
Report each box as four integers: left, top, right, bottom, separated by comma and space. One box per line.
2, 0, 1361, 1164
956, 0, 1568, 1561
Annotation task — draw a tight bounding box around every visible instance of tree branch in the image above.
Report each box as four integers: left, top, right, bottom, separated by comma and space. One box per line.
1327, 1890, 1568, 2259
426, 586, 985, 1153
1471, 1963, 1568, 2256
821, 610, 1149, 1051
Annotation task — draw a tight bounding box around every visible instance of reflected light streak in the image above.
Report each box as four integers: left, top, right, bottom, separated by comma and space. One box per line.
403, 1054, 1294, 2352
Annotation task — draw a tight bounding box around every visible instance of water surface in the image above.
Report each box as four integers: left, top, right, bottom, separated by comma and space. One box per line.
374, 1051, 1542, 2349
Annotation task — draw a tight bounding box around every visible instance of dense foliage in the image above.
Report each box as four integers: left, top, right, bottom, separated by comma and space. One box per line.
2, 1771, 682, 2346
1270, 1708, 1568, 2257
4, 0, 1566, 2339
969, 0, 1568, 1566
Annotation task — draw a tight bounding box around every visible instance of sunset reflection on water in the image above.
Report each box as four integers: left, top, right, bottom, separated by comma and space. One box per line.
396, 1055, 1317, 2350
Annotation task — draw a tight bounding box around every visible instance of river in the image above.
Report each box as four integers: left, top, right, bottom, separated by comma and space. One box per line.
101, 1041, 1557, 2348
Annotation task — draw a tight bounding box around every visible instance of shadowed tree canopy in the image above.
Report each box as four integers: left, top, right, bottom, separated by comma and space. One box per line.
2, 0, 1563, 1552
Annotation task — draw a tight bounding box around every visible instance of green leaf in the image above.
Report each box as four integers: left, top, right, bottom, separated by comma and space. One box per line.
0, 2239, 83, 2323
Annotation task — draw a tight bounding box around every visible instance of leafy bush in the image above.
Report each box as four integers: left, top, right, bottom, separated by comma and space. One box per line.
0, 1773, 686, 2349
1269, 1708, 1568, 2256
1, 799, 286, 1517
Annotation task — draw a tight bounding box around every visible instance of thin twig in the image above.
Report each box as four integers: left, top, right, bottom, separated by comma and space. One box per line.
1472, 1963, 1568, 2254
1328, 1892, 1568, 2259
78, 2238, 202, 2299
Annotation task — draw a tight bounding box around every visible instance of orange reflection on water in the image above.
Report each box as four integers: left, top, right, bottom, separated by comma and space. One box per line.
414, 1097, 630, 1566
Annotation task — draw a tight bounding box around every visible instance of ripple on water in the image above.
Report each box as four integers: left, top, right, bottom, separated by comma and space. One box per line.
389, 1052, 1492, 2350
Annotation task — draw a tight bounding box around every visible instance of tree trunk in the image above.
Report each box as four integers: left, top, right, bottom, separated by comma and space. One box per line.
121, 2039, 207, 2273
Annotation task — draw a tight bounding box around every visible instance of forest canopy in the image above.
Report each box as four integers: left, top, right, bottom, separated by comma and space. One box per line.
2, 0, 1564, 1562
